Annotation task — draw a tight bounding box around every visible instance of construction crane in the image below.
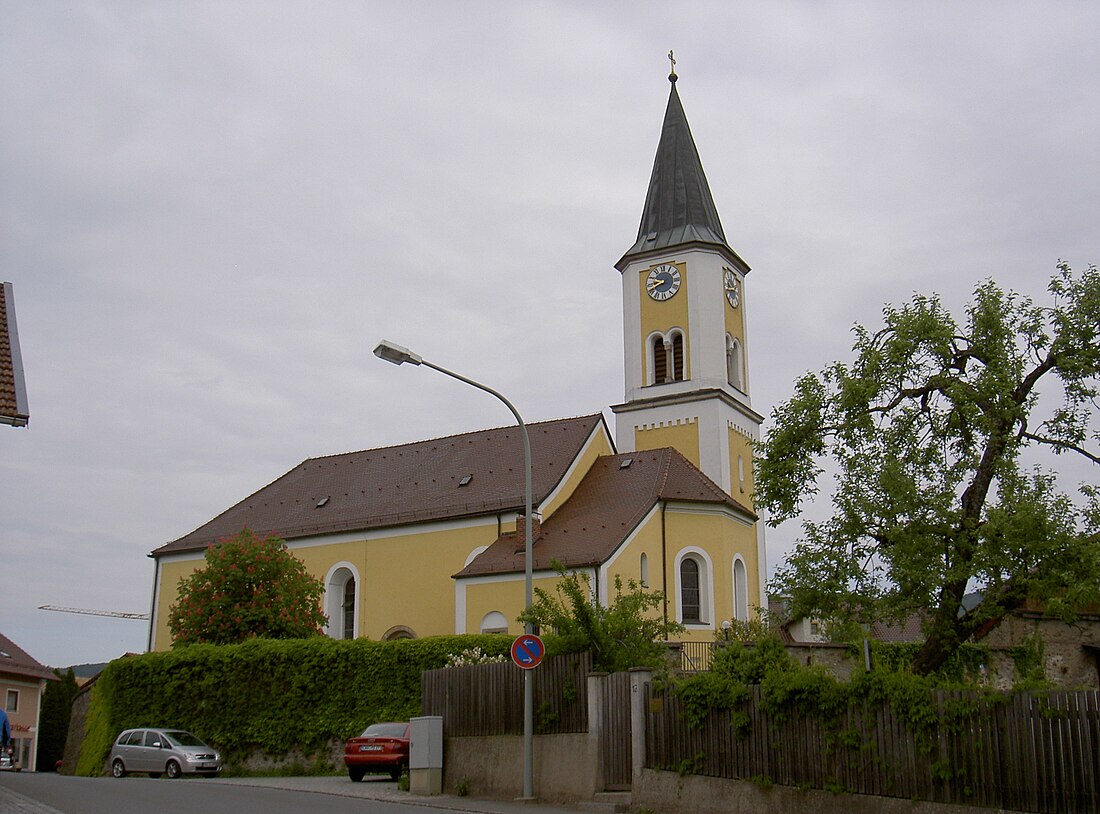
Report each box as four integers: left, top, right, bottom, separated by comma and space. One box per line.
38, 604, 149, 620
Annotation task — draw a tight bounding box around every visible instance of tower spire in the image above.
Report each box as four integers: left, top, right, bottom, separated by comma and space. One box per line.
616, 65, 734, 270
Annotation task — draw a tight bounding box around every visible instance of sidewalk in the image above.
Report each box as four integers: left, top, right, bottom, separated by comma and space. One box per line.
215, 775, 590, 814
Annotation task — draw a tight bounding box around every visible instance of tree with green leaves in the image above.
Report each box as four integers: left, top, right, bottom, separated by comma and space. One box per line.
36, 668, 79, 771
168, 528, 327, 646
518, 563, 684, 673
757, 262, 1100, 675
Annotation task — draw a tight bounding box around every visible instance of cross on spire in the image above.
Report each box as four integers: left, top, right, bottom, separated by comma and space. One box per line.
668, 50, 677, 82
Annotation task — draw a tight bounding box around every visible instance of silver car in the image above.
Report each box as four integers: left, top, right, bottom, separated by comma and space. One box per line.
109, 728, 221, 778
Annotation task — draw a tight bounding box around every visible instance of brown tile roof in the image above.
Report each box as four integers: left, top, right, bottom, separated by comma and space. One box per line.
870, 615, 925, 643
1, 282, 30, 427
153, 414, 608, 556
456, 447, 755, 578
0, 631, 55, 682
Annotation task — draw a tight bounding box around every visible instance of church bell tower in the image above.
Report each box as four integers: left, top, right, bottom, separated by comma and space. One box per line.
612, 61, 764, 504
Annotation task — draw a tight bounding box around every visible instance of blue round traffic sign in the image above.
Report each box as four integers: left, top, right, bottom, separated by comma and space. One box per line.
510, 634, 545, 670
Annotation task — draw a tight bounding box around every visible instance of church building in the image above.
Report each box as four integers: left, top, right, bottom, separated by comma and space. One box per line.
148, 67, 767, 650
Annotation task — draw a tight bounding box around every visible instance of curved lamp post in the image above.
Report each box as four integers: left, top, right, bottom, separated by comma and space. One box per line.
372, 340, 535, 800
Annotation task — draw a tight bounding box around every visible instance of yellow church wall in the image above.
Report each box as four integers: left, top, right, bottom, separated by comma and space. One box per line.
152, 555, 205, 651
723, 288, 745, 345
461, 571, 567, 636
152, 520, 503, 650
536, 428, 614, 520
638, 261, 690, 386
602, 514, 663, 593
633, 420, 700, 471
727, 426, 755, 500
298, 522, 497, 640
663, 507, 761, 642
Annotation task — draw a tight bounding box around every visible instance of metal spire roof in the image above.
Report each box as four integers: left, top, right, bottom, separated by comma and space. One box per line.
617, 70, 739, 270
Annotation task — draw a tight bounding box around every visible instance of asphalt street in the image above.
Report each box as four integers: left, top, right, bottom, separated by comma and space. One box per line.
0, 773, 589, 814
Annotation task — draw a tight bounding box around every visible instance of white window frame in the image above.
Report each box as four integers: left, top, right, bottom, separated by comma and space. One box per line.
323, 562, 360, 640
726, 334, 743, 391
479, 611, 509, 634
673, 547, 714, 628
732, 555, 749, 622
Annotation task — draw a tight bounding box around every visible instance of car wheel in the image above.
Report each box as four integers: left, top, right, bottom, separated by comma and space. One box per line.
111, 759, 127, 778
165, 760, 181, 779
348, 766, 366, 782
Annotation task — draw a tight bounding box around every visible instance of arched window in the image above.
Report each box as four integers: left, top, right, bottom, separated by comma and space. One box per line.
324, 564, 359, 640
640, 553, 649, 588
738, 454, 746, 494
382, 625, 416, 641
733, 558, 749, 622
652, 334, 668, 383
726, 335, 743, 390
680, 558, 701, 622
675, 549, 713, 626
480, 611, 509, 634
670, 332, 685, 381
341, 576, 356, 639
648, 330, 686, 385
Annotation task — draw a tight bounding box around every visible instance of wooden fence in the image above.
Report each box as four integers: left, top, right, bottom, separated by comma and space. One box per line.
420, 652, 592, 736
647, 685, 1100, 813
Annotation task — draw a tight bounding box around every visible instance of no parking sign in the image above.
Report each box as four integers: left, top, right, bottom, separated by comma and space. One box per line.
510, 634, 545, 670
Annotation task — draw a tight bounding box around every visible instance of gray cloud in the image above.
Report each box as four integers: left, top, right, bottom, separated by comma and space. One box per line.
2, 1, 1097, 666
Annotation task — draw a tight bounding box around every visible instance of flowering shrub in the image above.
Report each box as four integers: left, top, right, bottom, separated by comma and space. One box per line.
168, 528, 327, 646
444, 647, 509, 667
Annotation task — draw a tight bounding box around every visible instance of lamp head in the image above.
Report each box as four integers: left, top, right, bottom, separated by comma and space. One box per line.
373, 340, 422, 366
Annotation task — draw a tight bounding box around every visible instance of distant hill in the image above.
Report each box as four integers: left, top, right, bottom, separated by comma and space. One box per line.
65, 662, 108, 679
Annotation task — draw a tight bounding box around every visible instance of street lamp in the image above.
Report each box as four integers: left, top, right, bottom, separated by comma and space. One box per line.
372, 339, 536, 800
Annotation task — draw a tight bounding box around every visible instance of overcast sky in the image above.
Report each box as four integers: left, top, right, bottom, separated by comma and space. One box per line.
2, 1, 1097, 668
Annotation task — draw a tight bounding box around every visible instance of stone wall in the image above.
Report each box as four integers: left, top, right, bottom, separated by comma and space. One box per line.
978, 612, 1100, 690
633, 769, 1012, 814
441, 733, 596, 803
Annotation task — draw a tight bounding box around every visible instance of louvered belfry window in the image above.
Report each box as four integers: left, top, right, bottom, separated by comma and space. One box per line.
671, 333, 684, 381
653, 335, 668, 383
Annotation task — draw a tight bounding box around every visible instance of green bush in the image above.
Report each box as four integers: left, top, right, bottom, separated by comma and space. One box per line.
73, 634, 513, 775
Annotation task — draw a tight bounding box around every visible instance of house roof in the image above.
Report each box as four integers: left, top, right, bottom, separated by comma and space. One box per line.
0, 631, 55, 682
1, 282, 30, 428
153, 414, 608, 556
870, 615, 925, 643
617, 76, 746, 271
456, 447, 755, 578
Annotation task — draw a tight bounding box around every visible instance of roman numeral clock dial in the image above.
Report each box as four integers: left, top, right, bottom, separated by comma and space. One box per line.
724, 267, 740, 308
646, 264, 681, 301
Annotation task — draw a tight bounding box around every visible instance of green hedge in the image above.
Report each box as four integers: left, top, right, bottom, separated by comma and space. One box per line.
74, 634, 516, 775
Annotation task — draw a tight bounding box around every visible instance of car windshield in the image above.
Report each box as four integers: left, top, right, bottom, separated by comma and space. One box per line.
361, 723, 407, 738
163, 731, 207, 747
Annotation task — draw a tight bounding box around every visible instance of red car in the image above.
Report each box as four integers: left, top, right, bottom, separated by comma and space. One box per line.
344, 722, 409, 781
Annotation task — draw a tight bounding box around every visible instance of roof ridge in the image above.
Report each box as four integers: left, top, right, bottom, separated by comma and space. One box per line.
304, 413, 602, 463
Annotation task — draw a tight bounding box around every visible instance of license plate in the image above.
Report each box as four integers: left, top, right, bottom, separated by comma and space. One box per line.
361, 745, 383, 752
200, 763, 216, 769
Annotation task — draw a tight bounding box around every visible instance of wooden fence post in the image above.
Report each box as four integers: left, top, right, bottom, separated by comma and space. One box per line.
588, 672, 607, 791
629, 668, 652, 781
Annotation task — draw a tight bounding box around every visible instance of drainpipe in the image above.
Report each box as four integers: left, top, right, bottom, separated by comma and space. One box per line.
660, 501, 668, 628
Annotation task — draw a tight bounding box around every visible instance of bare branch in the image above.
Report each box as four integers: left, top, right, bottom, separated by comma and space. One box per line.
1019, 431, 1100, 465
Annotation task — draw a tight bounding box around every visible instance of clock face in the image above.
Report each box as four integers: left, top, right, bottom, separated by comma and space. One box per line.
724, 268, 740, 308
646, 264, 682, 301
